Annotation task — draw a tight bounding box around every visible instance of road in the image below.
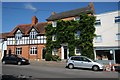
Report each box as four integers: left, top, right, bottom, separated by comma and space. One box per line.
1, 61, 119, 79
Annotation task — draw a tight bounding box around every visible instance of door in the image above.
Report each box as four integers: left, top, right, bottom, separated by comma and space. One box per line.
42, 48, 46, 59
115, 50, 120, 64
64, 46, 67, 59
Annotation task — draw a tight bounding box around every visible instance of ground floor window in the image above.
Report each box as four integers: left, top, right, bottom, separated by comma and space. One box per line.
30, 47, 37, 55
52, 48, 58, 55
16, 48, 22, 55
96, 50, 113, 60
75, 47, 81, 55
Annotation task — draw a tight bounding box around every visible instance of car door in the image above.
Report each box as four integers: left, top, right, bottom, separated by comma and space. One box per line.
9, 56, 18, 64
80, 57, 93, 69
72, 57, 83, 67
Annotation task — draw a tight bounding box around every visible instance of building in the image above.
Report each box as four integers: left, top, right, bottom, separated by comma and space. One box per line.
1, 16, 47, 60
46, 3, 95, 60
93, 11, 120, 64
0, 33, 8, 60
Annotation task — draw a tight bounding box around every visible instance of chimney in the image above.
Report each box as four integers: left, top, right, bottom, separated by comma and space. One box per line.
32, 16, 38, 25
88, 2, 95, 14
51, 12, 56, 15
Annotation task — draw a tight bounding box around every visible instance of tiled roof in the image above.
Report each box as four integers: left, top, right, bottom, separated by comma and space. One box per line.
46, 3, 94, 21
7, 22, 48, 37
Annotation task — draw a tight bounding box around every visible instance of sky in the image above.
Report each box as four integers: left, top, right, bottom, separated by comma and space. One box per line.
2, 2, 119, 33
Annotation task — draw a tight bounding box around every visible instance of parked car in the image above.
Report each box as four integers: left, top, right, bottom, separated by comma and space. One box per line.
2, 54, 30, 65
66, 56, 104, 71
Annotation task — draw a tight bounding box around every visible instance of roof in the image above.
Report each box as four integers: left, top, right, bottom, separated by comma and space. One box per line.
46, 3, 94, 21
7, 22, 48, 37
0, 32, 10, 39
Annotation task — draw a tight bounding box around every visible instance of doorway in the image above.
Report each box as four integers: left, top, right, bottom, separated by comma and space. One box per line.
115, 50, 120, 64
42, 48, 46, 59
64, 46, 67, 59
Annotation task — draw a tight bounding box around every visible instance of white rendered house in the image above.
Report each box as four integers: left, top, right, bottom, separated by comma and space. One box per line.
93, 11, 120, 64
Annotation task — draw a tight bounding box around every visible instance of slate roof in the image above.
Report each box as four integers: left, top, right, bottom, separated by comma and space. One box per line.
0, 33, 10, 39
46, 3, 94, 21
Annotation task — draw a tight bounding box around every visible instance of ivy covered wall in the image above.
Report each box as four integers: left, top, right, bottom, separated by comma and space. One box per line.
45, 13, 96, 59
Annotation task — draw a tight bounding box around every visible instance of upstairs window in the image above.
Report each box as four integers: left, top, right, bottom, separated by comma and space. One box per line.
95, 19, 101, 26
116, 33, 120, 40
30, 47, 37, 55
75, 47, 81, 55
15, 30, 22, 40
52, 35, 57, 41
29, 28, 37, 39
52, 21, 57, 27
75, 31, 80, 39
74, 17, 80, 21
94, 35, 102, 43
115, 16, 120, 23
16, 48, 22, 55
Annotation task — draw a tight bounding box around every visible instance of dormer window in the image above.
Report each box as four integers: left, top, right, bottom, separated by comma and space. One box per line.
29, 28, 37, 39
15, 30, 22, 40
74, 17, 80, 21
52, 21, 57, 27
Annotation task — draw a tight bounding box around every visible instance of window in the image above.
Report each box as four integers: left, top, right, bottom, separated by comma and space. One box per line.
52, 48, 58, 55
29, 28, 37, 39
30, 47, 37, 55
52, 21, 57, 27
75, 31, 80, 39
95, 19, 101, 26
75, 47, 81, 55
52, 35, 57, 41
74, 17, 80, 21
71, 57, 81, 61
116, 33, 120, 40
115, 16, 120, 23
16, 48, 22, 55
15, 30, 22, 40
95, 35, 102, 43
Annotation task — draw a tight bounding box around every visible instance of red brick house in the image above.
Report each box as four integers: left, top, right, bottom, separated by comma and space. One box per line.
46, 3, 95, 59
3, 16, 47, 60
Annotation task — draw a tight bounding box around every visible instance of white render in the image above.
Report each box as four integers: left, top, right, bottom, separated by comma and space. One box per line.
93, 11, 120, 47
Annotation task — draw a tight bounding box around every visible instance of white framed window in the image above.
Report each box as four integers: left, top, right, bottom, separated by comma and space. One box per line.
75, 31, 80, 39
30, 47, 37, 55
116, 33, 120, 40
115, 16, 120, 23
95, 35, 102, 43
29, 28, 37, 39
52, 48, 58, 55
52, 35, 56, 41
52, 21, 57, 27
16, 48, 22, 55
75, 47, 81, 55
95, 19, 101, 26
15, 30, 22, 40
74, 17, 80, 21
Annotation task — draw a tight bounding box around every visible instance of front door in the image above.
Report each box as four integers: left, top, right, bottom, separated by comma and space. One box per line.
64, 46, 67, 59
115, 50, 120, 64
42, 48, 46, 59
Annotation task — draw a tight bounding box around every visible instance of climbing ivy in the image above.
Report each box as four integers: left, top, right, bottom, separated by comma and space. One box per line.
45, 13, 96, 59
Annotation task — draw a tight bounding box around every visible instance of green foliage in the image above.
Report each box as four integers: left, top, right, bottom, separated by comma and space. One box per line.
45, 13, 96, 59
45, 53, 52, 61
51, 55, 61, 61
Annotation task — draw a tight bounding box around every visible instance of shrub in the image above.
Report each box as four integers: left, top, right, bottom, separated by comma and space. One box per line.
52, 55, 61, 61
45, 53, 52, 61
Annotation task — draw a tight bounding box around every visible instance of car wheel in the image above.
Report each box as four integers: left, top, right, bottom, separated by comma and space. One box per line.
68, 64, 74, 69
2, 61, 6, 64
92, 65, 99, 71
18, 62, 22, 65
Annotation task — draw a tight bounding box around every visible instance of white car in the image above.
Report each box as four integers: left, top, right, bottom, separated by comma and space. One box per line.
66, 56, 104, 71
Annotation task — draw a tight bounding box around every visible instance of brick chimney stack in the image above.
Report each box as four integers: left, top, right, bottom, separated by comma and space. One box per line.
32, 16, 38, 25
88, 2, 95, 14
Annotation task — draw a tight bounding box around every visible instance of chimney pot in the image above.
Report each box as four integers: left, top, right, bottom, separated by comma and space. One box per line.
51, 12, 56, 15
